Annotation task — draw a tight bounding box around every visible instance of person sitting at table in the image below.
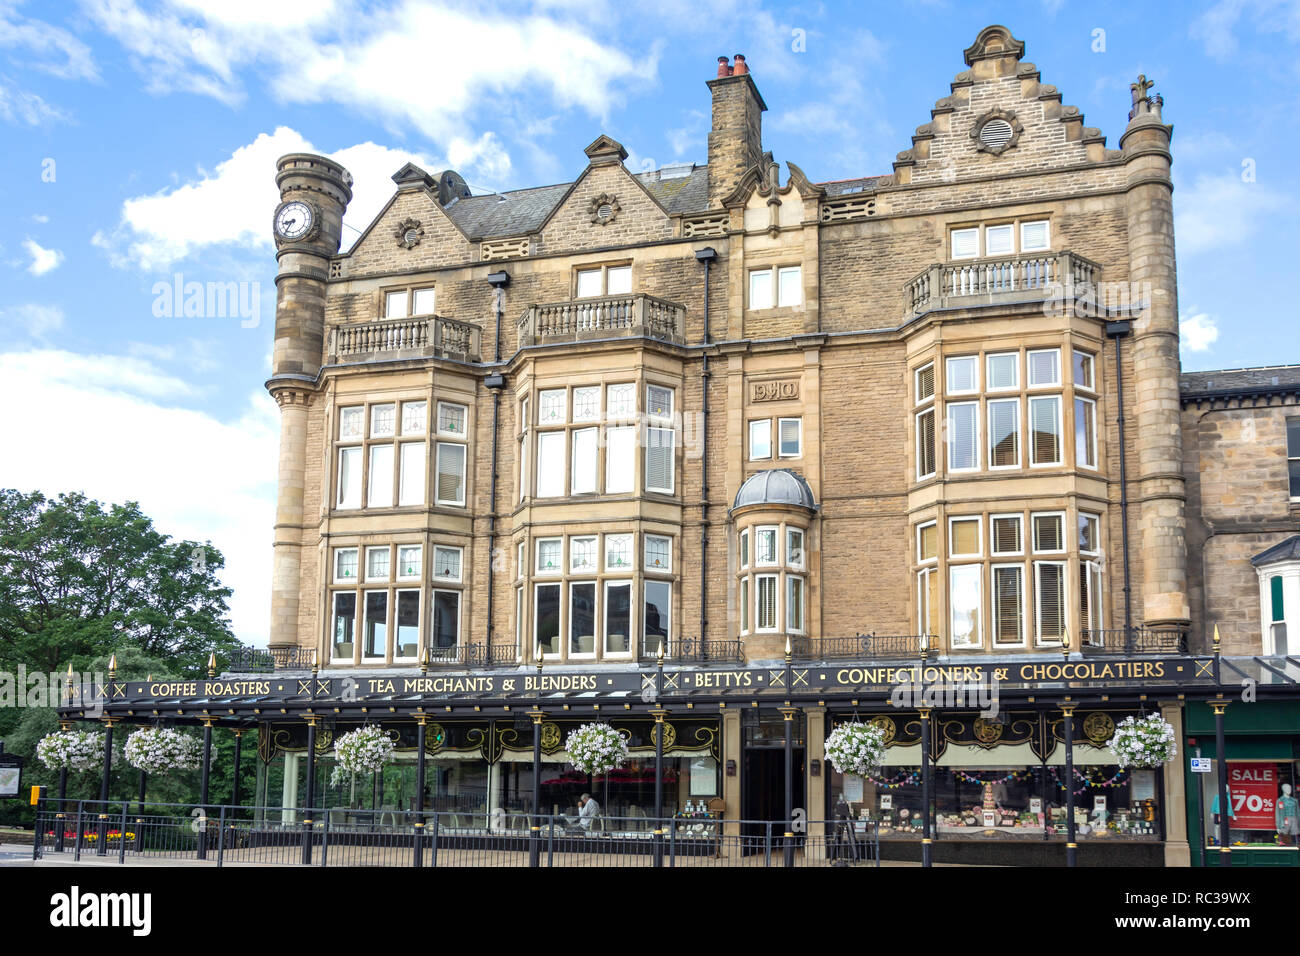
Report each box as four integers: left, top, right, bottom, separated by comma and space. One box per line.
563, 793, 600, 831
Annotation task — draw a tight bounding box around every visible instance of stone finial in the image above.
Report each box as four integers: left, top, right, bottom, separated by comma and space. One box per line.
1128, 74, 1162, 121
963, 25, 1025, 67
583, 134, 628, 166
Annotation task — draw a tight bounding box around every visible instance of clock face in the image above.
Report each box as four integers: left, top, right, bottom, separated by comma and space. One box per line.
275, 201, 314, 241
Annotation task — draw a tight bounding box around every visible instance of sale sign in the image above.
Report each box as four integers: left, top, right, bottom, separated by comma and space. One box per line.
1227, 763, 1277, 830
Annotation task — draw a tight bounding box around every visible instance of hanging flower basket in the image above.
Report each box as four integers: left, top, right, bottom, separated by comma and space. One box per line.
824, 722, 887, 778
124, 727, 203, 774
564, 723, 629, 777
333, 725, 395, 778
1107, 713, 1177, 768
36, 730, 105, 772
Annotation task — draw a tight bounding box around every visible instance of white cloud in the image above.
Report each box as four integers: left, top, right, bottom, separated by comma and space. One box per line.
82, 0, 650, 158
0, 303, 64, 339
22, 237, 64, 274
0, 77, 68, 125
0, 1, 99, 80
31, 213, 49, 223
1191, 0, 1300, 61
1173, 173, 1289, 255
1180, 311, 1220, 353
92, 127, 433, 270
0, 348, 278, 643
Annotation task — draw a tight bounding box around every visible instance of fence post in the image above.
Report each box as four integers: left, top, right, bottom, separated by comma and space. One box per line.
430, 813, 439, 868
764, 822, 773, 868
74, 803, 83, 862
118, 805, 128, 864
217, 806, 227, 867
319, 810, 330, 868
547, 816, 555, 868
413, 815, 424, 869
669, 820, 676, 868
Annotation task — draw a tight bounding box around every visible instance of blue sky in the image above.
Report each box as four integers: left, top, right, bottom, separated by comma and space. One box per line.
2, 0, 1297, 644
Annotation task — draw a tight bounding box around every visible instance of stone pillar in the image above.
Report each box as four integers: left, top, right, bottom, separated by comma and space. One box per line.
1121, 86, 1189, 628
722, 708, 741, 836
267, 154, 352, 652
806, 707, 826, 840
1161, 700, 1190, 866
281, 751, 300, 826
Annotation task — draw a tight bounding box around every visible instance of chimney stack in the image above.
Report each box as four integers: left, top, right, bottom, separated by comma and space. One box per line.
707, 53, 766, 208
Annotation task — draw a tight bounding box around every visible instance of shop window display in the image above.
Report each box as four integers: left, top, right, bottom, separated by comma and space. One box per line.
1199, 759, 1300, 851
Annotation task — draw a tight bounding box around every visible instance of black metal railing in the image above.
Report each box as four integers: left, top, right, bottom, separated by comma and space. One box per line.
422, 643, 518, 667
30, 799, 878, 869
794, 634, 936, 661
227, 646, 316, 673
1080, 628, 1188, 654
638, 638, 746, 663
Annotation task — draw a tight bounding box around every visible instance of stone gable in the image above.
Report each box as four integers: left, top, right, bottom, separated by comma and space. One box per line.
535, 162, 674, 254
344, 188, 475, 277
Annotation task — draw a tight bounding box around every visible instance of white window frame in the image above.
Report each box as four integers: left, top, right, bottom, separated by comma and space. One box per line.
572, 385, 601, 423
948, 516, 982, 559
644, 425, 675, 495
755, 573, 779, 632
535, 431, 565, 499
748, 268, 774, 310
535, 537, 563, 575
532, 582, 561, 658
749, 419, 772, 460
916, 407, 937, 480
950, 227, 979, 260
606, 383, 636, 420
777, 417, 802, 458
1026, 348, 1062, 388
436, 401, 467, 438
986, 352, 1019, 392
332, 591, 358, 661
948, 564, 983, 649
645, 534, 672, 574
339, 406, 365, 441
1078, 513, 1101, 556
365, 545, 391, 582
987, 397, 1021, 470
946, 401, 981, 473
754, 526, 779, 567
538, 388, 567, 425
1028, 395, 1062, 468
1081, 558, 1105, 638
604, 425, 636, 494
1031, 511, 1067, 554
646, 384, 674, 422
642, 578, 672, 656
1072, 349, 1095, 392
434, 441, 467, 506
916, 521, 938, 565
362, 589, 389, 660
945, 356, 979, 395
430, 587, 462, 652
917, 567, 937, 636
1075, 396, 1099, 470
989, 513, 1024, 557
777, 266, 802, 308
337, 446, 362, 509
367, 443, 395, 508
570, 535, 599, 574
370, 403, 396, 439
393, 588, 422, 662
568, 581, 598, 659
398, 441, 426, 507
740, 576, 750, 635
432, 545, 463, 583
605, 533, 635, 572
1020, 219, 1051, 253
786, 528, 805, 570
396, 544, 422, 581
991, 563, 1026, 648
740, 529, 750, 570
786, 575, 806, 633
571, 426, 599, 495
334, 547, 359, 583
518, 397, 530, 503
605, 579, 635, 657
915, 363, 936, 406
401, 401, 427, 436
1033, 560, 1069, 646
984, 223, 1014, 257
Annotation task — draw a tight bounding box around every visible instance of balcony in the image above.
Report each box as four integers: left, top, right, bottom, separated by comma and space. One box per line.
328, 316, 481, 363
638, 637, 746, 664
517, 293, 686, 346
1080, 628, 1189, 654
903, 250, 1100, 316
793, 634, 934, 661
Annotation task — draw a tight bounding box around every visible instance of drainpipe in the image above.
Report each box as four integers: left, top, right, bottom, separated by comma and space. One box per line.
695, 247, 717, 653
1106, 319, 1134, 650
485, 270, 511, 654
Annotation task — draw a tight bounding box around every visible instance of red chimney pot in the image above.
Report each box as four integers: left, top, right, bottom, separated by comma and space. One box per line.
733, 54, 748, 75
717, 56, 732, 77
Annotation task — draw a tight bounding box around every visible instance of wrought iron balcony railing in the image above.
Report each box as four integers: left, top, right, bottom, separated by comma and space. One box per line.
638, 637, 746, 664
423, 643, 519, 667
793, 634, 936, 661
1079, 628, 1189, 654
328, 315, 481, 362
227, 646, 316, 673
517, 293, 685, 346
903, 250, 1100, 316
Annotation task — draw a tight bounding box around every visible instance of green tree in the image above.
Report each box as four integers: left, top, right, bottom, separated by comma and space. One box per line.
0, 489, 241, 674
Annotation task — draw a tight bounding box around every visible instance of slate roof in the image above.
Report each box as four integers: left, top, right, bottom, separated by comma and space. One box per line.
820, 175, 892, 196
1253, 535, 1300, 567
1180, 365, 1300, 397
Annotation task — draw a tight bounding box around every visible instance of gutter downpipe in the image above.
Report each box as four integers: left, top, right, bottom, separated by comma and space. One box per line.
1106, 319, 1134, 650
485, 271, 511, 654
695, 247, 717, 656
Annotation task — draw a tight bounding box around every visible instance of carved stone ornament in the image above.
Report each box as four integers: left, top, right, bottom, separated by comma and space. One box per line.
970, 107, 1024, 156
589, 193, 621, 225
396, 217, 425, 249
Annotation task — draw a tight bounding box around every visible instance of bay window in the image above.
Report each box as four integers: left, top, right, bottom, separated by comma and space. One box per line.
570, 582, 597, 655
993, 564, 1024, 645
644, 580, 671, 653
947, 402, 980, 471
606, 581, 633, 654
1034, 562, 1067, 644
1075, 397, 1097, 468
336, 398, 463, 512
949, 564, 982, 648
431, 589, 460, 654
1029, 396, 1061, 466
756, 575, 778, 631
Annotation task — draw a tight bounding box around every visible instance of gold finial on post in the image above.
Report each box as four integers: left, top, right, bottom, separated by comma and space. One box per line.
419, 646, 429, 675
1212, 624, 1222, 655
207, 651, 217, 679
784, 636, 792, 665
107, 653, 117, 682
1061, 629, 1071, 660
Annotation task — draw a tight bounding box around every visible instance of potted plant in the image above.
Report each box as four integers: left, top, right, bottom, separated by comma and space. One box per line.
36, 730, 105, 772
123, 727, 203, 774
823, 722, 887, 779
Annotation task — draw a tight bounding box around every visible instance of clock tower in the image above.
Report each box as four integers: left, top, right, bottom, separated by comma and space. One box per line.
267, 153, 353, 655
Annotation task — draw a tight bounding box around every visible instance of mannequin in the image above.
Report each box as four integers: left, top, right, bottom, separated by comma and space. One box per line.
1276, 783, 1299, 846
1210, 788, 1236, 829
